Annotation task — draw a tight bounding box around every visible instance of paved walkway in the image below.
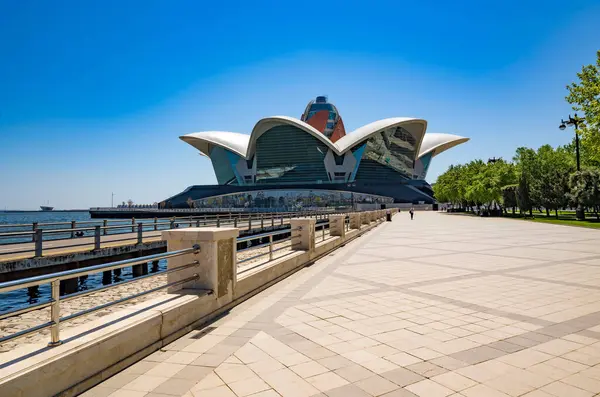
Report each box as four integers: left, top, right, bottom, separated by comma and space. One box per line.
84, 212, 600, 397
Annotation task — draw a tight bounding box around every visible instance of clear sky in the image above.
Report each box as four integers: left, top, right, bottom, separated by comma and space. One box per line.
1, 1, 599, 210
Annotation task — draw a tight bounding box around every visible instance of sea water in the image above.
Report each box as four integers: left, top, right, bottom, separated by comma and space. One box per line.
0, 211, 167, 312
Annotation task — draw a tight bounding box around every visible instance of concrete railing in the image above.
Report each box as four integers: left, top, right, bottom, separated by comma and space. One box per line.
0, 209, 397, 397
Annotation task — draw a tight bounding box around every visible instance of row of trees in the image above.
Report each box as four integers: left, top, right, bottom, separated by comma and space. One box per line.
434, 50, 600, 220
433, 145, 600, 218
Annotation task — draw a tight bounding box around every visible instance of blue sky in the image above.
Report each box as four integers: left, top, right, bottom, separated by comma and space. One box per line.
1, 1, 599, 209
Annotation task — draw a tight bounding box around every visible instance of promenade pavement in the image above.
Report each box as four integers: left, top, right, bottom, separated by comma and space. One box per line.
84, 212, 600, 397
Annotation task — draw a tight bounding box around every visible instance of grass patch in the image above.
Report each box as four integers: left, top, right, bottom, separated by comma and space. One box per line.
446, 210, 600, 229
526, 217, 600, 229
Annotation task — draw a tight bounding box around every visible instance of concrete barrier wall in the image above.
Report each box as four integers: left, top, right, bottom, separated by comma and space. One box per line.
0, 211, 391, 397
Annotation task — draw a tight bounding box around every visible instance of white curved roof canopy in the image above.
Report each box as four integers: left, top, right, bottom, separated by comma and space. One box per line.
335, 117, 427, 156
246, 116, 337, 158
180, 131, 250, 158
180, 116, 430, 162
417, 133, 469, 159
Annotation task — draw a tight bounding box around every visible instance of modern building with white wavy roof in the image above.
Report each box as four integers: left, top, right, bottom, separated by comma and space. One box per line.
161, 96, 468, 209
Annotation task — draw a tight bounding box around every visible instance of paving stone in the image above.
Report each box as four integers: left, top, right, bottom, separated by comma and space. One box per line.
80, 213, 600, 397
381, 368, 425, 387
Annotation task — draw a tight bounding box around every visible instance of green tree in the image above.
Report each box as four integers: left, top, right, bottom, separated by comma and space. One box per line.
517, 173, 532, 216
569, 170, 600, 220
514, 147, 538, 214
535, 145, 573, 217
566, 50, 600, 166
501, 184, 518, 214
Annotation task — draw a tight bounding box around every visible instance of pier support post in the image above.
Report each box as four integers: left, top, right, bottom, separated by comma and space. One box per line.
132, 264, 144, 278
102, 271, 112, 285
103, 219, 108, 235
94, 226, 101, 250
27, 285, 39, 299
71, 221, 76, 238
113, 268, 121, 277
162, 227, 239, 299
152, 260, 159, 272
154, 217, 158, 231
329, 214, 346, 238
137, 223, 143, 245
61, 278, 78, 295
290, 218, 316, 252
131, 218, 136, 233
34, 228, 43, 257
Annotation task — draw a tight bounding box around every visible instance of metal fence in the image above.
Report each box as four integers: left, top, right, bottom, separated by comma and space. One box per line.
0, 213, 362, 346
0, 211, 338, 257
0, 247, 202, 346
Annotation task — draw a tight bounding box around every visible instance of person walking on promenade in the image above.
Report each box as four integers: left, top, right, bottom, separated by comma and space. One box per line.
409, 207, 414, 220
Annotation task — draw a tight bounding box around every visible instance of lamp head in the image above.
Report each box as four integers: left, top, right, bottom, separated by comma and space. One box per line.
559, 123, 566, 130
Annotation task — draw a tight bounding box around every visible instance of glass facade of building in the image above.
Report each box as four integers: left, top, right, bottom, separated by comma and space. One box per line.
209, 146, 238, 185
255, 125, 330, 184
352, 125, 418, 181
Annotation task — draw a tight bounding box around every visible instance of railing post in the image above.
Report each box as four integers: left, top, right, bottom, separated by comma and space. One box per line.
162, 227, 239, 298
154, 217, 158, 231
32, 222, 38, 242
196, 219, 200, 227
94, 226, 101, 250
217, 215, 221, 227
362, 212, 370, 226
203, 215, 207, 226
170, 218, 175, 229
34, 228, 43, 257
71, 221, 76, 238
103, 219, 108, 235
189, 216, 193, 227
248, 216, 252, 230
261, 216, 264, 229
329, 214, 346, 238
322, 225, 325, 241
234, 217, 238, 228
350, 213, 361, 229
131, 218, 136, 233
281, 215, 283, 226
290, 218, 316, 252
269, 234, 273, 261
48, 279, 62, 346
137, 223, 143, 245
271, 215, 274, 227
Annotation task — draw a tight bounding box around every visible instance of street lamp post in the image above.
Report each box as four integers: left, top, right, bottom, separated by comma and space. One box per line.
559, 114, 584, 220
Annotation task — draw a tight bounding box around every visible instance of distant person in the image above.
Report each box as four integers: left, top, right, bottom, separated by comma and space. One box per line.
409, 207, 414, 220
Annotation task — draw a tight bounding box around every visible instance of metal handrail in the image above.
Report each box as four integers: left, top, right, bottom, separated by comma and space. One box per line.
0, 210, 337, 257
0, 212, 360, 346
0, 245, 200, 346
0, 210, 331, 230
